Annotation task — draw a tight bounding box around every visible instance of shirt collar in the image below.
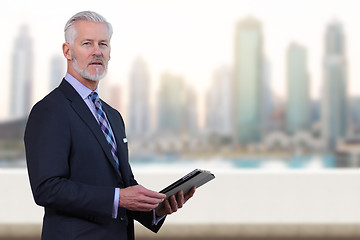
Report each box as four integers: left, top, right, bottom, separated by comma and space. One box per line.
64, 72, 98, 100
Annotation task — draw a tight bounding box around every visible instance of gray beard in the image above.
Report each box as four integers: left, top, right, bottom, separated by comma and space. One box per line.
71, 55, 107, 82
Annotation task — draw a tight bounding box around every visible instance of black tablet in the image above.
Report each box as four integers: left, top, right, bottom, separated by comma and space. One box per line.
157, 169, 215, 209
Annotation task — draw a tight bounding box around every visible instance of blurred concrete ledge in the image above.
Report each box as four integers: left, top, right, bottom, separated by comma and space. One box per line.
0, 224, 41, 238
137, 224, 360, 238
3, 169, 360, 238
3, 223, 360, 238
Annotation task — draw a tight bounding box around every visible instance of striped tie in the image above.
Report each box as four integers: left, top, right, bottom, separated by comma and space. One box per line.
89, 92, 119, 168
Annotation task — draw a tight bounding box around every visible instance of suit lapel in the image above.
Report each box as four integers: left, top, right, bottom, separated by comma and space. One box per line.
58, 80, 123, 178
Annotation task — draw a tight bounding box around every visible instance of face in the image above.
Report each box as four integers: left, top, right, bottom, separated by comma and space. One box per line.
63, 20, 111, 86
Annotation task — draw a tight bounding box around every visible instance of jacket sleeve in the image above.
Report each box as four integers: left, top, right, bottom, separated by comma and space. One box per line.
24, 99, 115, 221
131, 210, 166, 233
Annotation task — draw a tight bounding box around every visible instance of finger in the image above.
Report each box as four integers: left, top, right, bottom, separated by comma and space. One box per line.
177, 190, 184, 208
142, 188, 166, 200
136, 185, 166, 201
139, 195, 164, 205
169, 195, 178, 212
137, 202, 159, 212
164, 199, 172, 213
140, 196, 168, 211
158, 199, 172, 215
184, 186, 196, 203
127, 198, 160, 212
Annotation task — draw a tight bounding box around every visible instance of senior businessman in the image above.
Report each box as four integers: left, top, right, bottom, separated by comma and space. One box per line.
24, 10, 195, 240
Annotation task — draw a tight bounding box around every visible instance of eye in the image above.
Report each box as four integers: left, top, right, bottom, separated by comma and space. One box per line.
100, 42, 108, 47
82, 42, 91, 46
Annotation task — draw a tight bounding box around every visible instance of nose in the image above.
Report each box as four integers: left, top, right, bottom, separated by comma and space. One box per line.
92, 44, 102, 56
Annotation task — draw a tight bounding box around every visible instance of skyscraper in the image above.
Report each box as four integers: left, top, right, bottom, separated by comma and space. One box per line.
10, 25, 33, 119
157, 72, 186, 134
184, 85, 198, 134
233, 17, 264, 145
206, 65, 233, 135
128, 57, 151, 136
322, 20, 348, 150
107, 84, 123, 114
263, 59, 276, 132
50, 55, 65, 91
286, 43, 310, 134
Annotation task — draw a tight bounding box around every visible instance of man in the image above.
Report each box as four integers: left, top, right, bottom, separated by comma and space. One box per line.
24, 11, 195, 240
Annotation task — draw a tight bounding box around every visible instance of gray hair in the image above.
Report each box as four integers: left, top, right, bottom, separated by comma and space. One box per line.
64, 11, 113, 44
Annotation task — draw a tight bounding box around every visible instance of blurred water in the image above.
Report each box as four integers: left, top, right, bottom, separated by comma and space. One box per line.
0, 155, 335, 170
0, 158, 26, 168
129, 155, 335, 170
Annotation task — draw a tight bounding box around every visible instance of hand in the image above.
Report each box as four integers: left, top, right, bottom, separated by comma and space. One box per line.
119, 185, 166, 212
155, 186, 196, 217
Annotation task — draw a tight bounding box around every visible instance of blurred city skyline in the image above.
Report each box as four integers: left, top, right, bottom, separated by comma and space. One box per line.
2, 0, 360, 123
4, 0, 360, 165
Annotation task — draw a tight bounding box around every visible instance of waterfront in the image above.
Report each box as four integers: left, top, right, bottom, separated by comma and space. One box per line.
129, 155, 336, 170
0, 155, 337, 170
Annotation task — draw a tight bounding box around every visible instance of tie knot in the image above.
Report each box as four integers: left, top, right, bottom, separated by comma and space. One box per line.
89, 92, 102, 110
89, 91, 99, 103
89, 91, 98, 100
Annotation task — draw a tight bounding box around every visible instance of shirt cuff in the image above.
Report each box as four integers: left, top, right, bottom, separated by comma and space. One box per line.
152, 209, 166, 225
112, 188, 120, 219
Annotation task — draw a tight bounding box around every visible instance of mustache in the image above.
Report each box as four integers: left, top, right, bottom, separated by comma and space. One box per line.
87, 57, 106, 66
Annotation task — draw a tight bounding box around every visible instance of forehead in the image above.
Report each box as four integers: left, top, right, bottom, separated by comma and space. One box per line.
74, 20, 109, 41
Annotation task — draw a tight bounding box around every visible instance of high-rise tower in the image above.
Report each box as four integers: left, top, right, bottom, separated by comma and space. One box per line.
50, 55, 65, 90
206, 66, 233, 135
128, 57, 151, 136
11, 25, 33, 119
286, 43, 310, 134
157, 72, 186, 134
322, 20, 348, 150
233, 17, 264, 145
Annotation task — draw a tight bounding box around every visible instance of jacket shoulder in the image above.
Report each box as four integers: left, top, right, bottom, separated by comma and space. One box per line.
30, 87, 67, 113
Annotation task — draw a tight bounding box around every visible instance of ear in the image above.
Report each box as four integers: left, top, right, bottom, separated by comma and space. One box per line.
62, 43, 72, 61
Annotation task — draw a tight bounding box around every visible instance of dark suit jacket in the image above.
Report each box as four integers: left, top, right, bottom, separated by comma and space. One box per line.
24, 79, 165, 240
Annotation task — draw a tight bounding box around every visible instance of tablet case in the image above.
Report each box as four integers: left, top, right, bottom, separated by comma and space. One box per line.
157, 169, 215, 209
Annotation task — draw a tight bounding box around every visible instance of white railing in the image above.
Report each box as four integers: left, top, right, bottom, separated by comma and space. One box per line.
1, 168, 360, 238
